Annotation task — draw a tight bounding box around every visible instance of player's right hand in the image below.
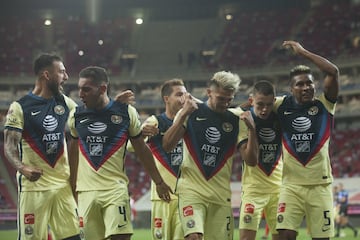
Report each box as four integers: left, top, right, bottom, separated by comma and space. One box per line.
20, 165, 43, 182
155, 181, 173, 203
182, 93, 198, 115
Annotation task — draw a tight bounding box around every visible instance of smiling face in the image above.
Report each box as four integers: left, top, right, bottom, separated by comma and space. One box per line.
165, 85, 187, 116
291, 73, 315, 104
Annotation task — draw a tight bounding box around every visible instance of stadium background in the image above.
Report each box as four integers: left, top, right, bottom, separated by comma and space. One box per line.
0, 0, 359, 233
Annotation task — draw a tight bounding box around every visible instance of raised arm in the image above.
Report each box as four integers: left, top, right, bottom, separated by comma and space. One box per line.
238, 111, 258, 167
162, 93, 198, 152
4, 129, 43, 181
130, 136, 172, 202
283, 40, 340, 102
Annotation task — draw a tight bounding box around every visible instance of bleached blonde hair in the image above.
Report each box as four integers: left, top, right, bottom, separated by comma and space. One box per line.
209, 71, 241, 92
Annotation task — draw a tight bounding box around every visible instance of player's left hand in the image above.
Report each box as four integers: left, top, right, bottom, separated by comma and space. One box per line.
114, 90, 136, 105
155, 181, 172, 203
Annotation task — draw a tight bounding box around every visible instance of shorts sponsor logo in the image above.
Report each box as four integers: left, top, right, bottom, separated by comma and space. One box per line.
187, 219, 195, 228
25, 226, 33, 235
277, 203, 286, 213
24, 213, 35, 224
154, 218, 162, 228
244, 203, 255, 214
277, 215, 284, 223
183, 205, 194, 217
244, 215, 252, 223
79, 217, 84, 227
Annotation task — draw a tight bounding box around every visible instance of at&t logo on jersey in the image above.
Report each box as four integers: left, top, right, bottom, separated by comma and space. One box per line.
86, 121, 108, 156
43, 115, 58, 131
201, 127, 222, 167
42, 115, 61, 155
290, 117, 315, 153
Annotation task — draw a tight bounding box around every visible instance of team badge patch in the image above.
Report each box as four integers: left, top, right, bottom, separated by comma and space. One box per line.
111, 115, 122, 124
155, 229, 162, 239
244, 215, 252, 223
187, 219, 195, 228
183, 206, 194, 217
277, 215, 284, 223
25, 226, 33, 235
222, 122, 233, 132
308, 106, 318, 116
54, 105, 65, 115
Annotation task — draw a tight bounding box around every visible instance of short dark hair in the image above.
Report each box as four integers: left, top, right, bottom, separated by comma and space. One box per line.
289, 65, 312, 79
160, 78, 185, 99
79, 66, 109, 85
253, 80, 275, 96
33, 53, 62, 75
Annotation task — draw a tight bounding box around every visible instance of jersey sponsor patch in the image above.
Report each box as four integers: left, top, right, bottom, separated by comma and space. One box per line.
183, 205, 194, 217
24, 213, 35, 224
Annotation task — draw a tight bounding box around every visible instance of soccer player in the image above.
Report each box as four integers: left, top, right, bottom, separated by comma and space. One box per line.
163, 71, 258, 240
335, 183, 358, 237
4, 53, 81, 239
239, 80, 282, 240
274, 40, 340, 240
141, 79, 187, 240
68, 66, 172, 240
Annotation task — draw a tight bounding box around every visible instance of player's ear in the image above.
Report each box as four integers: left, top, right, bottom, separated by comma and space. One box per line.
99, 84, 107, 94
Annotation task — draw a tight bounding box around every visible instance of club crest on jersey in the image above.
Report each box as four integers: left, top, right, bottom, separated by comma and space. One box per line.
244, 215, 252, 223
222, 122, 233, 132
54, 105, 65, 115
187, 219, 195, 228
25, 226, 33, 235
308, 106, 318, 115
111, 115, 122, 124
155, 229, 162, 239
